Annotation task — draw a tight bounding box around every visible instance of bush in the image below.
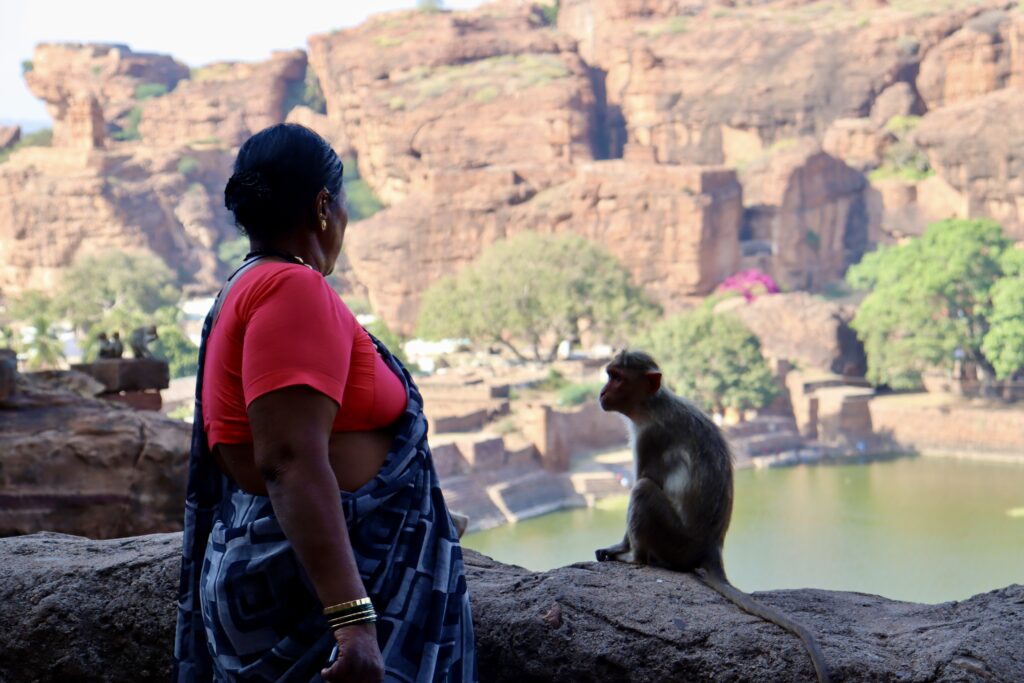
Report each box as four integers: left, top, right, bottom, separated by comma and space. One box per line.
134, 83, 168, 100
112, 107, 142, 141
21, 60, 33, 74
558, 382, 603, 407
217, 236, 250, 266
342, 157, 384, 222
539, 2, 560, 26
0, 128, 53, 164
177, 156, 199, 176
152, 323, 198, 378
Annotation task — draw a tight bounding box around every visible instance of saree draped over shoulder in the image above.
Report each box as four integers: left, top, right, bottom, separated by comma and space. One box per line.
173, 262, 476, 683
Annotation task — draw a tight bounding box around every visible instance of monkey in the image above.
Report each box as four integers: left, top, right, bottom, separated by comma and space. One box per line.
595, 350, 831, 683
96, 332, 115, 359
129, 325, 158, 360
110, 331, 124, 359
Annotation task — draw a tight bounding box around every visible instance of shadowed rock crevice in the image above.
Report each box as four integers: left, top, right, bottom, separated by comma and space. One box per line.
1, 532, 1021, 682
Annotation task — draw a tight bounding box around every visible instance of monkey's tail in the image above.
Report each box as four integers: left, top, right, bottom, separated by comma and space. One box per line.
696, 558, 831, 683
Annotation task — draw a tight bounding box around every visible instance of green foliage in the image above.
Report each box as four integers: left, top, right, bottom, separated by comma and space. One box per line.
24, 315, 65, 370
134, 82, 168, 100
217, 236, 250, 266
538, 1, 560, 26
151, 323, 198, 378
363, 318, 408, 366
847, 219, 1022, 388
21, 60, 33, 74
558, 382, 603, 407
177, 156, 199, 176
534, 368, 569, 391
640, 310, 777, 414
417, 233, 660, 362
113, 107, 142, 141
805, 230, 821, 251
0, 128, 53, 164
303, 69, 326, 114
869, 114, 933, 183
342, 157, 384, 222
8, 290, 54, 323
417, 0, 444, 12
50, 251, 181, 335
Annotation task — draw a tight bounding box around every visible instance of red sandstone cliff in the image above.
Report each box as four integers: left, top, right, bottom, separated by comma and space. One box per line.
3, 0, 1024, 332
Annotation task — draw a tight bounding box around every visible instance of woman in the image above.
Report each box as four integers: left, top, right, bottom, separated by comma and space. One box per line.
173, 123, 476, 682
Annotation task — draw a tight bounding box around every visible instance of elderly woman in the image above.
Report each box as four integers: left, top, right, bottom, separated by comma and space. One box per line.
173, 124, 476, 682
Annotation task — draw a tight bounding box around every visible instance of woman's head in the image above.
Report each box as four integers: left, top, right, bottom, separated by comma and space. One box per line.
224, 124, 347, 270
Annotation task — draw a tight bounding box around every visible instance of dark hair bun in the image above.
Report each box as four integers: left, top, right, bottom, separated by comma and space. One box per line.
224, 124, 344, 241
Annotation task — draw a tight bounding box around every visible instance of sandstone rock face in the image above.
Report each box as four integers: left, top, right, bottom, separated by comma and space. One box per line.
346, 161, 742, 334
24, 43, 189, 147
2, 531, 1023, 682
0, 144, 235, 295
917, 9, 1024, 111
0, 370, 190, 539
718, 292, 866, 375
137, 50, 307, 148
740, 139, 868, 291
0, 125, 20, 151
309, 3, 595, 205
558, 1, 993, 166
915, 87, 1024, 238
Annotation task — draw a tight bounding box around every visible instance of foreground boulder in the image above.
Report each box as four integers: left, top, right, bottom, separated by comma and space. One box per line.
0, 371, 190, 538
1, 532, 1021, 682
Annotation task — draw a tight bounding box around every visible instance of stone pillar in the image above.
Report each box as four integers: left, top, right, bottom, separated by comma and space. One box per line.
54, 96, 105, 149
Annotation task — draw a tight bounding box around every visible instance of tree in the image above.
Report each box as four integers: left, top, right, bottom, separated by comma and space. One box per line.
846, 219, 1023, 390
151, 323, 198, 378
24, 314, 65, 370
639, 309, 777, 416
51, 251, 181, 335
417, 233, 660, 362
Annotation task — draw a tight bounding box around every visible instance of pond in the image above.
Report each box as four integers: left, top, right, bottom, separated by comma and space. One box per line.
461, 456, 1024, 604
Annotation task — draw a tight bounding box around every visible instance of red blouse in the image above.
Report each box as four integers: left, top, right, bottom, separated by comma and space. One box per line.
202, 262, 407, 448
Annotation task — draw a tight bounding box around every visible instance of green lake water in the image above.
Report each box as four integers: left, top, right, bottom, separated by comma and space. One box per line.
461, 456, 1024, 604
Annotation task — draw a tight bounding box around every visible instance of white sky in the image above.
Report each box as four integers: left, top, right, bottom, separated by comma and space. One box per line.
0, 0, 486, 125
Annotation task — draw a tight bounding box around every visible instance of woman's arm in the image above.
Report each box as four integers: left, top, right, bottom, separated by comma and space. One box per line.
248, 385, 383, 682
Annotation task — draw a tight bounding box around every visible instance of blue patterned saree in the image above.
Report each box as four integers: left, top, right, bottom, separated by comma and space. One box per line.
173, 269, 476, 682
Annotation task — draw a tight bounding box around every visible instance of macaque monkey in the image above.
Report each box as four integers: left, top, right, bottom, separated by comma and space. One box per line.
129, 325, 159, 359
596, 350, 830, 683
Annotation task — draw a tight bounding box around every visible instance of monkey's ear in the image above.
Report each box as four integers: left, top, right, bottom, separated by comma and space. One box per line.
645, 371, 662, 394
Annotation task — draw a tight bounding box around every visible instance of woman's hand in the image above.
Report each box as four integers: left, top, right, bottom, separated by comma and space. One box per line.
321, 623, 385, 682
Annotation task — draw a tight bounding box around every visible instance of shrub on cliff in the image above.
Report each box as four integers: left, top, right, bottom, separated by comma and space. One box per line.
639, 310, 777, 417
417, 233, 659, 362
847, 218, 1024, 390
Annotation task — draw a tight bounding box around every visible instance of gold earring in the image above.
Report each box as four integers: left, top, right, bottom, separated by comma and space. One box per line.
320, 216, 327, 231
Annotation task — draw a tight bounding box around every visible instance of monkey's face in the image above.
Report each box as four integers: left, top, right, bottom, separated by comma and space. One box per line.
599, 366, 658, 415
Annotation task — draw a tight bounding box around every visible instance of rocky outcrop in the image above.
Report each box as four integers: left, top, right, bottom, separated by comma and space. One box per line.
718, 292, 866, 376
917, 9, 1024, 111
915, 87, 1024, 238
137, 50, 307, 148
0, 125, 20, 151
309, 2, 594, 205
24, 43, 189, 148
2, 531, 1022, 682
0, 143, 235, 295
557, 0, 999, 166
0, 370, 190, 539
346, 161, 742, 333
740, 139, 868, 291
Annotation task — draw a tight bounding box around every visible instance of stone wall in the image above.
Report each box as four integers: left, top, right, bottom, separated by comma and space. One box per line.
521, 400, 629, 472
869, 397, 1024, 457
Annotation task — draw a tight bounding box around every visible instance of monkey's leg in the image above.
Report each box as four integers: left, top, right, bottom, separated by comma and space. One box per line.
627, 478, 704, 570
595, 534, 630, 562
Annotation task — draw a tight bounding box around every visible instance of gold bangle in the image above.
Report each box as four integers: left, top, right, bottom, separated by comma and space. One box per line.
323, 597, 372, 616
327, 609, 376, 627
329, 612, 378, 629
330, 616, 378, 631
